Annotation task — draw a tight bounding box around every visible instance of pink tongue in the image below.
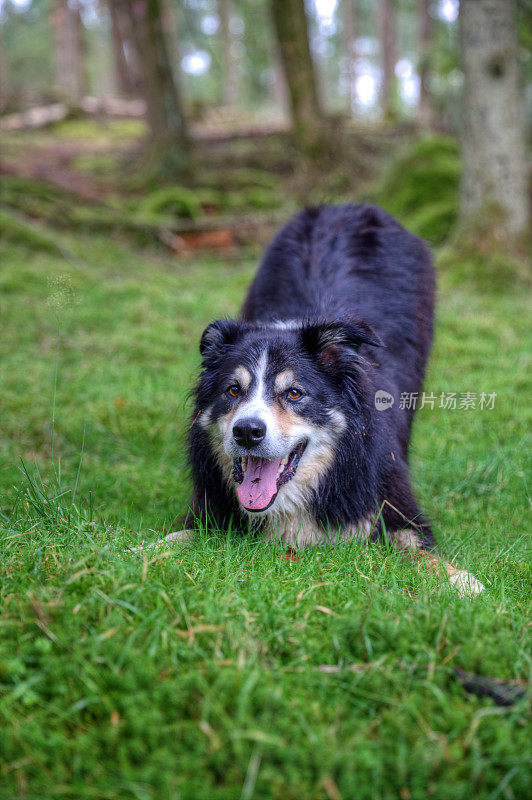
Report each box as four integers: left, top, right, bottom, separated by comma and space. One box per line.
236, 456, 283, 510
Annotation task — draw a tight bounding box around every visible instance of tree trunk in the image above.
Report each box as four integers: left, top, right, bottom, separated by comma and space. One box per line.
52, 0, 67, 99
113, 1, 142, 94
161, 0, 180, 77
109, 0, 135, 95
219, 0, 239, 107
73, 3, 89, 99
417, 0, 433, 129
342, 0, 358, 116
52, 0, 75, 104
52, 0, 88, 105
377, 0, 398, 120
269, 0, 325, 157
265, 12, 289, 117
125, 0, 188, 148
459, 0, 529, 235
0, 23, 10, 112
271, 49, 290, 116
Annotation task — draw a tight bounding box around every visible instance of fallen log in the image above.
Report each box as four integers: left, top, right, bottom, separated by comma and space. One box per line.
0, 96, 146, 132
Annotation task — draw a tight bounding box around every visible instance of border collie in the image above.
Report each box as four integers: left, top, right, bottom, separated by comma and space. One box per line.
168, 205, 483, 596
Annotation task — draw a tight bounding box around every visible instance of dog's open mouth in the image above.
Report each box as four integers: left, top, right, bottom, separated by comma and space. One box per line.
232, 442, 306, 512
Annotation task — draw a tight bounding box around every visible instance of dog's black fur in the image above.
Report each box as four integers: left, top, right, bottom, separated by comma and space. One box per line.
186, 204, 436, 549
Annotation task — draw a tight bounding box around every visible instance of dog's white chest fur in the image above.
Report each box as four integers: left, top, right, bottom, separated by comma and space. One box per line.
261, 514, 373, 548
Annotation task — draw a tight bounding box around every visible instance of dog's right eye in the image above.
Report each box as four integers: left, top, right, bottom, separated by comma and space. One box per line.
227, 384, 240, 397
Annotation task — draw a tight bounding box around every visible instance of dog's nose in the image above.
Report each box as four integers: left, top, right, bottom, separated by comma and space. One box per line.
233, 418, 266, 448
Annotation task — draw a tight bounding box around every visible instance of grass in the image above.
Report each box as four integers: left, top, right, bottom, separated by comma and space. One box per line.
0, 226, 530, 799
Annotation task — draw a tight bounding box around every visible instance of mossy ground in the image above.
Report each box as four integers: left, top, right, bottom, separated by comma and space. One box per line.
0, 220, 530, 798
370, 136, 460, 245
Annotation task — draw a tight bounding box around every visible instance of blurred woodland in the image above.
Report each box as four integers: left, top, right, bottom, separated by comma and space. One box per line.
0, 0, 530, 265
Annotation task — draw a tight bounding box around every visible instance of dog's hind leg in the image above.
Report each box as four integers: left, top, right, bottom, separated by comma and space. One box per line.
378, 470, 484, 596
388, 529, 485, 596
415, 549, 485, 596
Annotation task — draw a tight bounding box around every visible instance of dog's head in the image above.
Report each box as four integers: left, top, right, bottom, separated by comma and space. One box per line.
194, 317, 381, 518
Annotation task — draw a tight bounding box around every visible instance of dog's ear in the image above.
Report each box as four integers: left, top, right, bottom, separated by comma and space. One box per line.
301, 318, 382, 373
200, 319, 242, 366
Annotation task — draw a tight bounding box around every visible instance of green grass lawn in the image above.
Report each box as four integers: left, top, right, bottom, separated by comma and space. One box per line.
0, 230, 530, 800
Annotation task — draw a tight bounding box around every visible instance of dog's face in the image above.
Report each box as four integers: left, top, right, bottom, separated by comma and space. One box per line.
196, 318, 380, 518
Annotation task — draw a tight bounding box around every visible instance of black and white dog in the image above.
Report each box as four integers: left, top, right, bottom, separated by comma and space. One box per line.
168, 204, 483, 595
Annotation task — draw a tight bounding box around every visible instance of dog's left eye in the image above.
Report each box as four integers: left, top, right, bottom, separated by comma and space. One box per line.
287, 388, 302, 400
227, 384, 240, 397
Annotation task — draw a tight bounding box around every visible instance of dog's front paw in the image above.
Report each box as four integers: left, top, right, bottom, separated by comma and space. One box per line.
449, 570, 485, 597
126, 529, 196, 553
162, 529, 195, 544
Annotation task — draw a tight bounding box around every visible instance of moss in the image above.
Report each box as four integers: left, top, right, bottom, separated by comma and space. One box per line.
0, 207, 62, 254
437, 209, 531, 293
406, 198, 457, 245
227, 168, 278, 191
52, 117, 147, 141
241, 187, 279, 211
137, 186, 202, 219
71, 153, 119, 174
0, 175, 65, 202
216, 187, 277, 213
67, 206, 173, 245
0, 176, 78, 223
372, 136, 460, 244
321, 167, 353, 195
195, 188, 225, 213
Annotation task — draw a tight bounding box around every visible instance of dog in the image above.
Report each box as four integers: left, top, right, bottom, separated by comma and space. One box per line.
166, 204, 483, 596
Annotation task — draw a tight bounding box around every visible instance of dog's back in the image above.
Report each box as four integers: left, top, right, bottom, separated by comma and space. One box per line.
243, 204, 435, 408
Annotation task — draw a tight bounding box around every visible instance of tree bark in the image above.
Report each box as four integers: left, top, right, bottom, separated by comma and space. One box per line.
342, 0, 358, 116
265, 12, 289, 116
52, 0, 68, 100
271, 53, 290, 116
269, 0, 325, 156
417, 0, 433, 129
109, 0, 135, 95
459, 0, 529, 235
123, 0, 188, 148
0, 23, 10, 112
52, 0, 85, 105
377, 0, 398, 120
73, 3, 89, 99
160, 0, 180, 77
219, 0, 240, 107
